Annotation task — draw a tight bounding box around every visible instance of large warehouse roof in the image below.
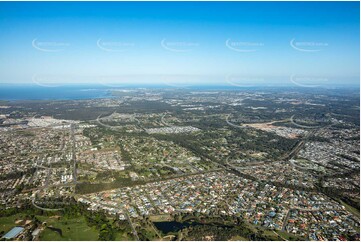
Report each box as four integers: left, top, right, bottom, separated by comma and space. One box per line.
2, 226, 24, 239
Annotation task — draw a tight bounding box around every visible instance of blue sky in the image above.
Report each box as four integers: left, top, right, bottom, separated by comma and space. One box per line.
0, 1, 359, 86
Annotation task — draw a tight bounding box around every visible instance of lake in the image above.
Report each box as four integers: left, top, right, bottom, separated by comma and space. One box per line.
153, 221, 196, 233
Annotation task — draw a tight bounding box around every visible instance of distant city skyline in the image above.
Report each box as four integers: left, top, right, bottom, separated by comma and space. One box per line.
0, 1, 359, 87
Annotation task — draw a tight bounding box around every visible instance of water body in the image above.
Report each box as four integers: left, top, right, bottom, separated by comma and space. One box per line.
153, 221, 233, 234
153, 221, 195, 233
0, 85, 112, 101
47, 226, 63, 237
1, 83, 354, 101
0, 84, 254, 101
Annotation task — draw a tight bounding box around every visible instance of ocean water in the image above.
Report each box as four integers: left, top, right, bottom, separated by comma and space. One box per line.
0, 84, 253, 101
0, 84, 112, 100
1, 83, 358, 101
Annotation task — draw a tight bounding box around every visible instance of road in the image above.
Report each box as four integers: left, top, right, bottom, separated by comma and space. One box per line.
124, 209, 140, 240
31, 191, 64, 212
282, 209, 291, 231
70, 123, 77, 184
226, 114, 247, 129
96, 113, 123, 130
96, 113, 145, 131
160, 113, 171, 127
273, 231, 287, 241
281, 128, 317, 161
75, 194, 140, 240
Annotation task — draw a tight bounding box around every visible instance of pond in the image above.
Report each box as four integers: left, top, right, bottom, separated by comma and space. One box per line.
153, 221, 197, 233
47, 226, 63, 236
153, 220, 234, 234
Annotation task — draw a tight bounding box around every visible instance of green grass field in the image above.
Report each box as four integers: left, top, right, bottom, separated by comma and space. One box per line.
115, 231, 134, 241
0, 214, 25, 235
230, 235, 249, 241
38, 216, 99, 241
0, 210, 135, 241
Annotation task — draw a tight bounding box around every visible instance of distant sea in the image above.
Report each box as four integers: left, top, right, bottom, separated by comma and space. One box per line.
0, 83, 358, 101
0, 84, 112, 101
0, 84, 254, 101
